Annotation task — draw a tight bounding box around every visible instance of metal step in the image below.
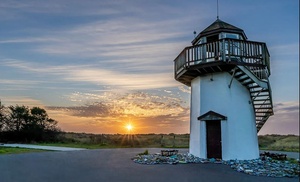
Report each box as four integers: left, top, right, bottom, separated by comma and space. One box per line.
234, 71, 245, 78
253, 98, 271, 101
250, 88, 268, 92
229, 65, 273, 132
239, 76, 251, 82
243, 80, 255, 86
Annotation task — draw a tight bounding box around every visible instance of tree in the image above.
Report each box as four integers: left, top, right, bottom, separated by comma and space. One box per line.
30, 107, 48, 128
26, 107, 60, 141
7, 105, 30, 132
0, 103, 61, 142
0, 101, 7, 132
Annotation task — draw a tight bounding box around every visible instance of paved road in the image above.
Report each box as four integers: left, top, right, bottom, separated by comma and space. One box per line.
1, 144, 86, 151
2, 144, 299, 159
0, 148, 298, 182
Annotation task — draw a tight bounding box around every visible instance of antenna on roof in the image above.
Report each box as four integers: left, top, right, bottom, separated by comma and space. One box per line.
217, 0, 219, 19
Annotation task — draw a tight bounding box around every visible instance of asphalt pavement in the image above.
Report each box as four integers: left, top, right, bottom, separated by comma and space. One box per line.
0, 148, 298, 182
1, 144, 86, 151
2, 143, 299, 159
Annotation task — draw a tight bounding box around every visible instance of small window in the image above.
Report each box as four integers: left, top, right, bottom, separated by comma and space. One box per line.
196, 37, 205, 45
207, 35, 219, 43
224, 33, 240, 39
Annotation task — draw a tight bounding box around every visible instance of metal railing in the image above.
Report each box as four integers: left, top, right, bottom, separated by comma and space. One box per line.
174, 38, 270, 80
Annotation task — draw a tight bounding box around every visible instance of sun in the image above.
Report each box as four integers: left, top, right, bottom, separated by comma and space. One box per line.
126, 124, 133, 132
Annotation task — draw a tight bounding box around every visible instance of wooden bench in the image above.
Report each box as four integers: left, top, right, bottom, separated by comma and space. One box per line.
161, 150, 178, 156
260, 151, 287, 160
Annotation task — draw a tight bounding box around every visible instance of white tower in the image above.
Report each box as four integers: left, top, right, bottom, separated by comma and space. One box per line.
174, 19, 273, 160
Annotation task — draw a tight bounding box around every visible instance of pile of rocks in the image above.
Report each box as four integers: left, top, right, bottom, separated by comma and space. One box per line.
224, 158, 299, 178
131, 152, 300, 178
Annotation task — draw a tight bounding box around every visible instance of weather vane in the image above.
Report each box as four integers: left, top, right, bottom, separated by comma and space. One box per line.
217, 0, 219, 19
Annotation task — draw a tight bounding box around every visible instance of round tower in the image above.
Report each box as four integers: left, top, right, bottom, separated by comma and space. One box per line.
174, 19, 273, 160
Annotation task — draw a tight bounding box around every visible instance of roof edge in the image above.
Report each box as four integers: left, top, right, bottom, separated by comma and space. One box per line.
197, 110, 227, 121
192, 19, 248, 45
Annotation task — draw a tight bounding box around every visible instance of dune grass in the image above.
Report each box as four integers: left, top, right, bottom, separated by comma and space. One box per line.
1, 133, 298, 154
38, 133, 299, 151
42, 133, 299, 152
38, 133, 189, 149
258, 134, 299, 152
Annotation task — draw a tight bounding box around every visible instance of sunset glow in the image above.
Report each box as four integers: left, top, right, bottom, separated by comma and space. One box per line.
126, 124, 133, 132
0, 0, 298, 135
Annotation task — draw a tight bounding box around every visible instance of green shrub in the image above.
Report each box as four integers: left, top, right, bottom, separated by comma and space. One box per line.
138, 149, 149, 155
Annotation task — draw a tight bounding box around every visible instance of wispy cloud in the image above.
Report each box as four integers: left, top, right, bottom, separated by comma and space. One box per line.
48, 91, 187, 118
0, 96, 44, 107
0, 37, 59, 44
1, 0, 298, 135
178, 86, 191, 94
273, 102, 299, 113
0, 1, 194, 56
0, 79, 41, 91
0, 79, 41, 85
269, 43, 299, 58
0, 0, 207, 93
1, 59, 179, 90
18, 17, 189, 64
47, 91, 189, 133
259, 101, 299, 135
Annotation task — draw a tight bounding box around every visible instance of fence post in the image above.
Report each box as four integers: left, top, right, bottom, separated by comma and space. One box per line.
160, 134, 164, 147
173, 135, 175, 148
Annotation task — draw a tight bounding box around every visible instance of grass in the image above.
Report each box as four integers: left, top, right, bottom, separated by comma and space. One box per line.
37, 142, 117, 149
258, 134, 299, 152
40, 133, 298, 152
1, 133, 298, 154
0, 146, 45, 155
286, 158, 299, 164
38, 132, 190, 149
138, 149, 149, 155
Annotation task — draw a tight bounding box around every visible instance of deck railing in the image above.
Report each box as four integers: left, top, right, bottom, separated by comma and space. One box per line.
174, 38, 270, 80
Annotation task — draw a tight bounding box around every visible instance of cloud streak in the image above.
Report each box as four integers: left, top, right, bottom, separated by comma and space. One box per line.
0, 96, 44, 107
0, 0, 298, 135
48, 91, 187, 118
47, 91, 189, 133
1, 59, 179, 90
259, 101, 299, 135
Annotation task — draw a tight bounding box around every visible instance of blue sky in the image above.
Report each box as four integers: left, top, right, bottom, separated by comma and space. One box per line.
0, 0, 299, 134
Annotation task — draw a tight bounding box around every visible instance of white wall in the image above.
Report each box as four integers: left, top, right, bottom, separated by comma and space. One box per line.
189, 77, 201, 156
189, 72, 259, 160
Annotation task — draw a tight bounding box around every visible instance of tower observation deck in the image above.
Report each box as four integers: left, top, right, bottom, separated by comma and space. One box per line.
174, 19, 273, 132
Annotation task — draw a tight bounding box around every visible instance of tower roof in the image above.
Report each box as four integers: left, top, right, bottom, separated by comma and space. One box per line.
192, 19, 247, 45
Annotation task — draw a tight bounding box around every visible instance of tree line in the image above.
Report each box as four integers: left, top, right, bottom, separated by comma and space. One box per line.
0, 101, 60, 143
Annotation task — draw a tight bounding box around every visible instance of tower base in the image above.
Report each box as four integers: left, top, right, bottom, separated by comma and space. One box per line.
189, 72, 259, 160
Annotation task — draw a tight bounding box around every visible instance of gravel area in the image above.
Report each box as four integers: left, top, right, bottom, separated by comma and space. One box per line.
132, 151, 300, 178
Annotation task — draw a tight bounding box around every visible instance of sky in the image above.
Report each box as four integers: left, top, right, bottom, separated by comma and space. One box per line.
0, 0, 299, 135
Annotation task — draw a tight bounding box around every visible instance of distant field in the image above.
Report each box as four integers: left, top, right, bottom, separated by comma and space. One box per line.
42, 132, 190, 149
42, 133, 299, 152
258, 134, 299, 152
1, 133, 298, 155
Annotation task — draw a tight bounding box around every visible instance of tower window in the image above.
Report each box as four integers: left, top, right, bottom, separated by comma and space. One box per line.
207, 35, 219, 43
224, 33, 241, 40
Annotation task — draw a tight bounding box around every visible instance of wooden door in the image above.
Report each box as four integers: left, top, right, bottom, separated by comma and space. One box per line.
206, 120, 222, 159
